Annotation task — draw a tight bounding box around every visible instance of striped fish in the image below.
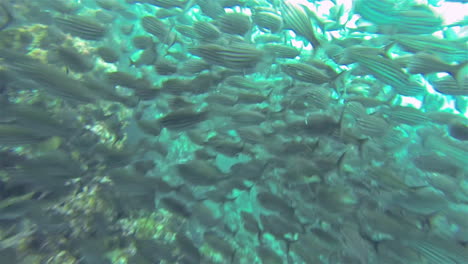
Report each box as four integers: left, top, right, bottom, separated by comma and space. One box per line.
386, 106, 429, 126
193, 21, 221, 40
430, 76, 468, 96
356, 115, 389, 137
264, 43, 300, 59
178, 58, 210, 75
158, 108, 208, 130
281, 1, 321, 49
407, 53, 466, 76
189, 43, 263, 69
127, 0, 188, 9
217, 13, 252, 36
224, 76, 268, 90
196, 0, 225, 19
346, 51, 425, 96
393, 7, 443, 34
344, 101, 367, 117
0, 50, 96, 103
175, 25, 198, 39
141, 16, 175, 45
381, 128, 409, 151
252, 9, 283, 33
392, 34, 467, 62
55, 15, 107, 40
404, 237, 468, 264
423, 135, 468, 168
281, 62, 332, 84
306, 87, 331, 110
2, 104, 75, 137
0, 124, 49, 146
53, 45, 94, 73
353, 0, 398, 25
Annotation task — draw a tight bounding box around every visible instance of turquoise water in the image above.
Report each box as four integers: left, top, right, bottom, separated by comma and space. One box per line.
0, 0, 467, 263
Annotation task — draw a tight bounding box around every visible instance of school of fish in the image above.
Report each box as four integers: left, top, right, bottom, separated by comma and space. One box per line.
0, 0, 467, 263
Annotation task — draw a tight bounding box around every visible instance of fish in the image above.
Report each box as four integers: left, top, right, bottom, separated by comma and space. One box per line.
55, 15, 107, 40
159, 197, 192, 218
252, 8, 283, 33
281, 62, 334, 84
193, 21, 221, 40
136, 119, 162, 136
407, 52, 468, 78
189, 42, 264, 69
0, 103, 76, 137
2, 1, 468, 263
240, 211, 260, 235
155, 58, 178, 75
263, 43, 300, 59
422, 135, 468, 169
96, 46, 120, 63
176, 160, 227, 186
190, 202, 221, 228
343, 50, 425, 96
128, 0, 189, 9
281, 1, 321, 49
256, 246, 283, 264
0, 3, 13, 31
384, 106, 429, 126
46, 0, 82, 14
81, 76, 138, 106
402, 235, 468, 264
354, 0, 442, 34
174, 232, 202, 261
132, 35, 154, 49
304, 112, 340, 135
231, 109, 266, 125
132, 239, 178, 263
158, 108, 208, 130
50, 45, 94, 73
130, 47, 158, 67
105, 71, 151, 91
356, 114, 389, 137
140, 16, 176, 46
391, 34, 467, 62
259, 213, 302, 241
0, 50, 96, 102
448, 121, 468, 141
203, 231, 236, 261
216, 12, 252, 36
178, 58, 211, 75
392, 5, 443, 34
196, 0, 226, 19
256, 191, 295, 216
412, 153, 460, 175
429, 76, 468, 96
353, 0, 398, 26
253, 33, 283, 43
5, 151, 84, 190
205, 135, 244, 157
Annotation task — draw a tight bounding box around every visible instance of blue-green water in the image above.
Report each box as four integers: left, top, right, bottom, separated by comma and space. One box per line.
0, 0, 467, 263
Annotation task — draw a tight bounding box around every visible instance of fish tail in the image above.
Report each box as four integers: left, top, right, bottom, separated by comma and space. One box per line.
450, 60, 468, 86
337, 151, 347, 177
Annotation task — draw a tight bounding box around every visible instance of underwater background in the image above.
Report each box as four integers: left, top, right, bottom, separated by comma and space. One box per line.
0, 0, 467, 263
